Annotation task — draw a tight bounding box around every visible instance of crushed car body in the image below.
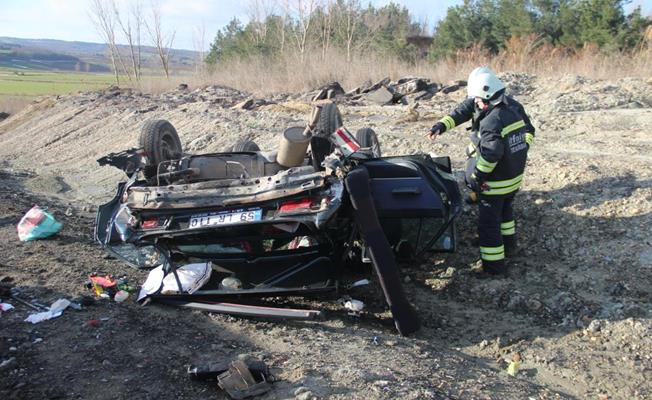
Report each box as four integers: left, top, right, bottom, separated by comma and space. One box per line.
94, 103, 462, 335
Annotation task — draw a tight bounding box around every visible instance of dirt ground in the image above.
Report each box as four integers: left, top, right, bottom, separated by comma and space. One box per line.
0, 74, 651, 400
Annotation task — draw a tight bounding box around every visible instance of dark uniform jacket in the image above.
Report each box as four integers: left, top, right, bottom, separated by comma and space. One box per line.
438, 95, 535, 196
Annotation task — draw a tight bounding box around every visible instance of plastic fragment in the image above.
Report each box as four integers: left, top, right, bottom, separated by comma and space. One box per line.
17, 205, 62, 241
506, 354, 521, 376
24, 299, 71, 324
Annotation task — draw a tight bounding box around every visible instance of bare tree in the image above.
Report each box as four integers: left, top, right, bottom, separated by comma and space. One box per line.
282, 0, 317, 62
192, 23, 207, 77
89, 0, 122, 84
277, 10, 287, 54
113, 0, 144, 82
145, 1, 176, 78
318, 0, 334, 60
335, 0, 361, 63
247, 0, 276, 47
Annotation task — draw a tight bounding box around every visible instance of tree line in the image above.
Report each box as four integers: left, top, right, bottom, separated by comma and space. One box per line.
205, 0, 650, 66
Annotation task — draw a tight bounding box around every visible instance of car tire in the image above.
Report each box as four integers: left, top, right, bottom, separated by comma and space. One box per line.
355, 128, 381, 157
311, 102, 341, 169
315, 102, 343, 137
139, 119, 183, 179
232, 139, 260, 152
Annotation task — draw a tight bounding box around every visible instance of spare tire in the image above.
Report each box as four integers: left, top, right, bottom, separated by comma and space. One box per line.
356, 128, 381, 158
314, 102, 343, 138
139, 119, 183, 178
231, 139, 260, 152
311, 102, 342, 169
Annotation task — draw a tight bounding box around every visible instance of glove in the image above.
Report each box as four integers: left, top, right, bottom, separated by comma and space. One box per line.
467, 172, 488, 193
429, 122, 446, 136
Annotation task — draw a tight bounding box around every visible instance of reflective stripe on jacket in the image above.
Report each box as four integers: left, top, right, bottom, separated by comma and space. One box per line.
474, 96, 534, 196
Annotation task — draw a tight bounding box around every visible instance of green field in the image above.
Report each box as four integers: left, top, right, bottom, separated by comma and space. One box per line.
0, 68, 116, 99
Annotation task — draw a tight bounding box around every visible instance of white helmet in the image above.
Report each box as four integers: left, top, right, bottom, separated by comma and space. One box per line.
467, 66, 505, 100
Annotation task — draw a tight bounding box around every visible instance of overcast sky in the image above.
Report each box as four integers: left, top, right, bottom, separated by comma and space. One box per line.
1, 0, 651, 50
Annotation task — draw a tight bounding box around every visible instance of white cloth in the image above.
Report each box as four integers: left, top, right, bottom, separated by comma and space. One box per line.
138, 262, 212, 301
24, 299, 70, 324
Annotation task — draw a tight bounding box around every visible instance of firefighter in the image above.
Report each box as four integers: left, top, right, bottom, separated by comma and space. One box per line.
426, 67, 535, 276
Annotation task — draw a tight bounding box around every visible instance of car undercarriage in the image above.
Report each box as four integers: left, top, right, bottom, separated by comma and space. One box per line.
95, 103, 462, 335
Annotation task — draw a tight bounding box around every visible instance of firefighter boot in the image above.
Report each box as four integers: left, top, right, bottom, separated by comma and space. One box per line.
503, 233, 518, 257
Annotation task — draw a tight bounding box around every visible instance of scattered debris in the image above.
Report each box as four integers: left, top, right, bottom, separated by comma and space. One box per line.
137, 262, 212, 301
0, 357, 17, 371
344, 299, 365, 314
311, 82, 345, 101
24, 298, 71, 324
506, 353, 522, 377
17, 205, 62, 241
364, 86, 394, 105
0, 275, 14, 297
350, 279, 370, 288
0, 302, 14, 312
189, 356, 272, 399
187, 357, 270, 382
86, 274, 135, 301
217, 359, 272, 399
86, 319, 102, 328
9, 288, 48, 311
114, 290, 129, 302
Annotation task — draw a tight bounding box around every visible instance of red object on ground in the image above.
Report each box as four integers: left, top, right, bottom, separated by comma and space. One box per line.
89, 275, 117, 288
86, 319, 101, 327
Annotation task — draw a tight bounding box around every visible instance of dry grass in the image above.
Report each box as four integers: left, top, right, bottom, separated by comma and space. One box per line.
139, 37, 652, 95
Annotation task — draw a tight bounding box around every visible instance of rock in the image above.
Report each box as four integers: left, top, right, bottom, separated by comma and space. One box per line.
506, 294, 525, 311
321, 82, 345, 96
232, 99, 254, 110
294, 387, 310, 396
441, 84, 460, 94
404, 90, 435, 104
479, 339, 489, 349
0, 357, 17, 371
362, 77, 390, 94
525, 298, 543, 312
311, 89, 328, 101
549, 291, 574, 314
587, 319, 603, 333
345, 87, 361, 96
403, 275, 411, 283
135, 105, 158, 114
440, 267, 456, 278
188, 134, 215, 151
296, 391, 314, 400
609, 282, 628, 296
397, 76, 419, 84
177, 83, 189, 91
393, 79, 428, 96
365, 86, 394, 105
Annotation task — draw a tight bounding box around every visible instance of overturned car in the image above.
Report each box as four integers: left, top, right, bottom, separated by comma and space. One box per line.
95, 103, 462, 335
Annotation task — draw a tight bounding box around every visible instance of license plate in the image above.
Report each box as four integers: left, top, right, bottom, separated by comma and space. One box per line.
189, 209, 262, 229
